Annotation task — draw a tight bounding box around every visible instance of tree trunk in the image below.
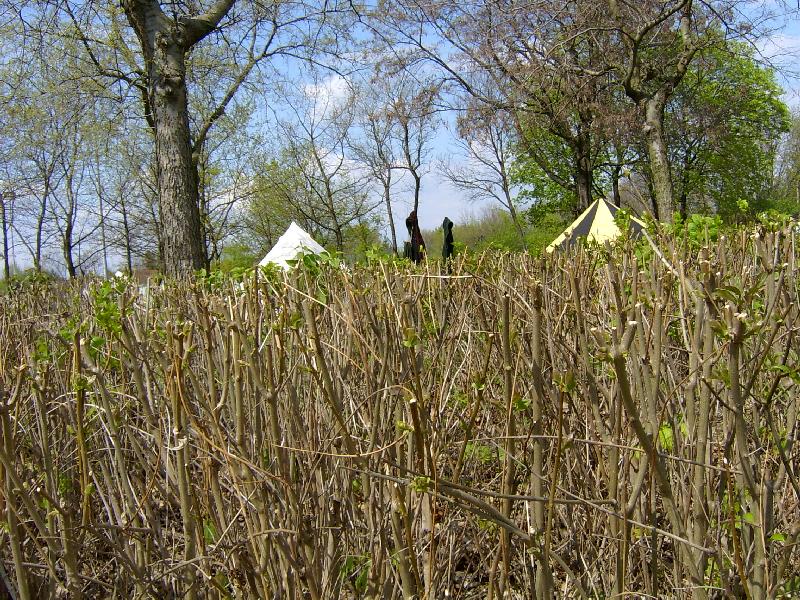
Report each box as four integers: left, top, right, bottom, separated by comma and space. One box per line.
149, 44, 207, 277
644, 92, 674, 222
63, 219, 77, 278
679, 173, 689, 221
412, 171, 421, 214
573, 165, 592, 215
504, 189, 527, 245
384, 171, 398, 254
99, 193, 109, 277
571, 126, 594, 214
122, 0, 225, 278
34, 185, 48, 272
1, 194, 10, 280
63, 171, 78, 279
119, 194, 133, 273
197, 151, 218, 262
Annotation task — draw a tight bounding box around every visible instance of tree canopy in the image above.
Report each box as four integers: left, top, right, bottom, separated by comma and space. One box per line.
0, 0, 796, 277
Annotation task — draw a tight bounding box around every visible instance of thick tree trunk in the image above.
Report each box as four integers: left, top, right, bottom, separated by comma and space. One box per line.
123, 0, 229, 278
679, 190, 688, 221
149, 43, 207, 277
571, 125, 594, 214
644, 92, 674, 222
573, 165, 592, 215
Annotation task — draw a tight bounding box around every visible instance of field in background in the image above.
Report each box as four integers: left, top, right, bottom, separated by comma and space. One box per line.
0, 228, 799, 599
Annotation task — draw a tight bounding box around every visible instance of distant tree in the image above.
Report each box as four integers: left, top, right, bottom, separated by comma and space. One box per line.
245, 148, 379, 254
0, 188, 12, 280
244, 159, 311, 255
386, 71, 440, 215
443, 98, 527, 243
665, 44, 790, 219
49, 117, 100, 278
194, 101, 262, 264
272, 74, 379, 250
774, 111, 800, 213
349, 76, 403, 254
4, 93, 61, 272
1, 40, 109, 277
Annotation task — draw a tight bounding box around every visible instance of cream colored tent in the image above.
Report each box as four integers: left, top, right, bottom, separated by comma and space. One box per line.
259, 222, 327, 269
546, 198, 645, 253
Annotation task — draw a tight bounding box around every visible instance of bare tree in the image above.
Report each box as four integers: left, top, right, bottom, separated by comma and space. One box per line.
443, 97, 526, 243
272, 73, 379, 249
349, 77, 403, 254
50, 129, 87, 278
21, 0, 358, 276
371, 2, 614, 213
193, 99, 263, 264
12, 116, 63, 272
387, 72, 440, 216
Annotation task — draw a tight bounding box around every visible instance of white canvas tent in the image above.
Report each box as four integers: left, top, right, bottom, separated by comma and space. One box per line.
258, 222, 327, 270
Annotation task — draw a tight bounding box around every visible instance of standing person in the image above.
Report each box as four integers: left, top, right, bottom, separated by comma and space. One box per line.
404, 210, 426, 263
442, 217, 454, 261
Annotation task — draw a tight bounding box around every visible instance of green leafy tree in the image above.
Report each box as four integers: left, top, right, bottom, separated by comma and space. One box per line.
666, 44, 790, 219
243, 153, 382, 259
511, 126, 579, 223
242, 159, 312, 256
770, 112, 800, 216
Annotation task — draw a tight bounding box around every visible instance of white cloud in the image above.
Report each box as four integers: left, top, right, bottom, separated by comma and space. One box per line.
303, 75, 351, 107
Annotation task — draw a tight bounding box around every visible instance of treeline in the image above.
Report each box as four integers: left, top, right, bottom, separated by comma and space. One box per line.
0, 1, 799, 278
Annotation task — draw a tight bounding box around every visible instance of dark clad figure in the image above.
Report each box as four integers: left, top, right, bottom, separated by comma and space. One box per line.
442, 217, 454, 260
404, 210, 426, 263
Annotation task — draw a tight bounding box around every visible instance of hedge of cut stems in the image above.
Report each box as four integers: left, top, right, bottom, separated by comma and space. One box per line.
1, 228, 799, 599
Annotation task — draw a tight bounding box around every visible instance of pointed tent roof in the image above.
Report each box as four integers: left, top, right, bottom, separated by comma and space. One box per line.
546, 198, 646, 253
259, 222, 327, 270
